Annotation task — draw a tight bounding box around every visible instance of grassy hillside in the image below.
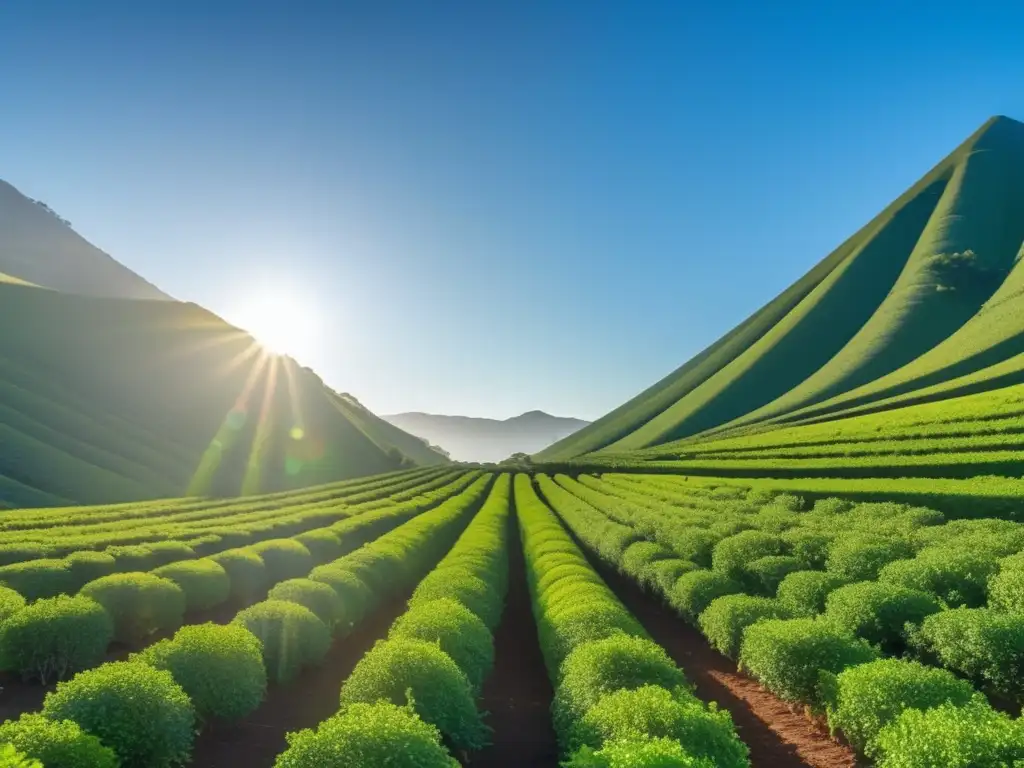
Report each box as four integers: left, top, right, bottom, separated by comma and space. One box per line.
539, 115, 1024, 461
0, 281, 446, 508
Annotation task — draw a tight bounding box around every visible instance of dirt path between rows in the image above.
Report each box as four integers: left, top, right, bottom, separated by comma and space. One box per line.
473, 512, 559, 767
589, 557, 861, 768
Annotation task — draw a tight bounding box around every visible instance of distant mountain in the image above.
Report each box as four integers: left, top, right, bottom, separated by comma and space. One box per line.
538, 115, 1024, 461
0, 179, 171, 300
383, 410, 590, 462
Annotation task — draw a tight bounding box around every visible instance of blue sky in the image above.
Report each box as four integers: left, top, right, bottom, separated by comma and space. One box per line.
1, 1, 1022, 420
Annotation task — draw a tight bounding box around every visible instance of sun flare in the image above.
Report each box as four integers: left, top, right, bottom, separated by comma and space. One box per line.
227, 288, 318, 358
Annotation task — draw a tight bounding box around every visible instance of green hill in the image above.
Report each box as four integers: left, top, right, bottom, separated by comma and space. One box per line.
539, 115, 1024, 461
0, 280, 447, 508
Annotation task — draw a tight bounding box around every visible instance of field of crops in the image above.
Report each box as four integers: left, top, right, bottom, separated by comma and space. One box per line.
0, 466, 1023, 767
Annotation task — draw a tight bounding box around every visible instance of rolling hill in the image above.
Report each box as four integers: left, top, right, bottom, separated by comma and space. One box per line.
538, 114, 1024, 462
385, 410, 589, 462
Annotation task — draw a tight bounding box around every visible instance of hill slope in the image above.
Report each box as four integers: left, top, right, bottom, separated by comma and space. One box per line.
385, 410, 589, 462
538, 115, 1024, 461
0, 180, 171, 300
0, 281, 447, 508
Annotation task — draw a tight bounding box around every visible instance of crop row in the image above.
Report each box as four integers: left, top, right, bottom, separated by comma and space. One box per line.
0, 474, 492, 767
274, 473, 513, 765
540, 474, 1024, 766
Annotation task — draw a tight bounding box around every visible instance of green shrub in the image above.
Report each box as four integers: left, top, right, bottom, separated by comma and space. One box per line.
390, 598, 494, 691
699, 595, 795, 659
916, 608, 1024, 697
0, 544, 47, 567
621, 541, 674, 584
134, 622, 266, 722
568, 685, 748, 767
824, 582, 939, 652
42, 660, 194, 768
0, 595, 112, 682
0, 745, 39, 768
268, 578, 345, 630
823, 658, 975, 754
0, 559, 75, 601
826, 537, 914, 581
209, 549, 269, 604
873, 697, 1024, 768
878, 550, 998, 608
712, 531, 786, 580
233, 600, 330, 683
664, 528, 719, 566
540, 601, 646, 671
647, 559, 699, 595
669, 570, 742, 621
144, 541, 197, 567
63, 552, 116, 591
340, 638, 489, 751
781, 529, 832, 569
248, 540, 314, 584
744, 555, 804, 596
987, 565, 1024, 612
0, 712, 117, 768
152, 559, 231, 612
105, 545, 159, 572
305, 566, 374, 633
776, 571, 849, 616
552, 635, 688, 742
739, 618, 878, 707
0, 584, 26, 624
294, 529, 343, 564
565, 737, 715, 768
409, 569, 500, 628
80, 572, 185, 644
274, 701, 459, 768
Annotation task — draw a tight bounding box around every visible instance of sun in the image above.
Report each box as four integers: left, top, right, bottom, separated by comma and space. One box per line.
227, 288, 317, 358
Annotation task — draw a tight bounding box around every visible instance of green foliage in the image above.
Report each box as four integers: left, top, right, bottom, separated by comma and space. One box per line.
0, 745, 40, 768
823, 581, 940, 651
738, 618, 878, 707
0, 713, 118, 768
42, 660, 195, 768
274, 701, 459, 768
306, 566, 374, 633
873, 697, 1024, 768
294, 528, 343, 564
133, 622, 267, 722
233, 599, 330, 684
0, 544, 47, 566
0, 595, 112, 682
781, 529, 833, 569
0, 584, 26, 623
567, 685, 748, 767
826, 537, 915, 581
698, 595, 795, 659
878, 549, 998, 607
0, 559, 76, 601
776, 570, 850, 616
210, 548, 269, 604
80, 572, 186, 644
744, 555, 804, 596
647, 559, 699, 594
340, 638, 489, 751
986, 559, 1024, 611
248, 539, 314, 583
669, 570, 742, 621
711, 531, 786, 580
152, 558, 231, 612
63, 551, 116, 591
565, 737, 715, 768
268, 578, 345, 630
390, 598, 494, 691
823, 658, 975, 754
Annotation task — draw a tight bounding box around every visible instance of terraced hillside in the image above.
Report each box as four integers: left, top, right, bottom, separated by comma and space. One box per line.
0, 280, 447, 508
539, 115, 1024, 461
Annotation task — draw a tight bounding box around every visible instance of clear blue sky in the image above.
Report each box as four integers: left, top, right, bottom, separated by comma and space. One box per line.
1, 1, 1021, 420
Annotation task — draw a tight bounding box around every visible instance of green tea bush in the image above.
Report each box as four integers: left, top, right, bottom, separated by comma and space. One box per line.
0, 584, 26, 623
665, 528, 719, 567
823, 658, 975, 754
739, 618, 878, 707
878, 550, 998, 608
105, 545, 159, 572
565, 737, 715, 768
744, 555, 804, 596
647, 559, 699, 595
0, 544, 47, 567
824, 582, 940, 652
916, 607, 1024, 697
987, 563, 1024, 612
698, 595, 795, 659
268, 578, 345, 630
145, 541, 197, 567
826, 537, 915, 581
63, 551, 116, 591
0, 559, 75, 601
274, 701, 459, 768
0, 595, 113, 682
409, 569, 500, 628
0, 713, 117, 768
776, 571, 849, 616
390, 598, 494, 691
0, 745, 39, 768
248, 539, 313, 583
233, 599, 330, 684
873, 697, 1024, 768
541, 600, 646, 671
552, 635, 688, 741
210, 549, 269, 604
305, 566, 374, 633
152, 559, 231, 612
621, 541, 674, 584
42, 660, 194, 768
567, 685, 748, 767
781, 530, 833, 570
339, 638, 489, 751
294, 529, 343, 564
669, 570, 742, 621
711, 531, 786, 580
80, 572, 186, 644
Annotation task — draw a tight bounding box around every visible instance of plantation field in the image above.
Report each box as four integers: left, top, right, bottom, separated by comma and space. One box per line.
0, 467, 1022, 767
